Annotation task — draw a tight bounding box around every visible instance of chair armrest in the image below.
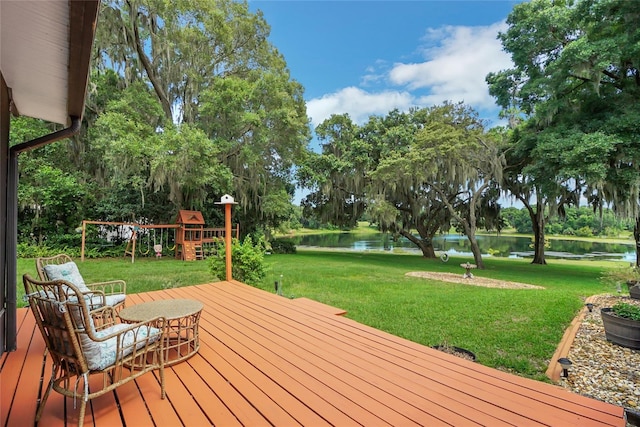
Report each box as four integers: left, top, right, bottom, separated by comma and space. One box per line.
89, 304, 118, 330
86, 315, 166, 342
84, 316, 167, 371
85, 280, 126, 296
79, 290, 107, 311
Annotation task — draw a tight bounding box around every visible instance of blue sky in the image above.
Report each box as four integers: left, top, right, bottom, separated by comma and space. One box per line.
249, 0, 521, 128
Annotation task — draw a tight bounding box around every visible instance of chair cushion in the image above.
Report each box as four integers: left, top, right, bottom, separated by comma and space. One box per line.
43, 262, 90, 293
73, 293, 126, 309
83, 323, 162, 370
104, 293, 127, 307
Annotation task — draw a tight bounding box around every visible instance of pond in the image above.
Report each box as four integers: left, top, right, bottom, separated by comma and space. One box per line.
290, 232, 636, 261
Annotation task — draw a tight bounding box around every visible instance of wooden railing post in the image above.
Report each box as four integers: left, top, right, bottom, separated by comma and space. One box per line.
81, 220, 86, 261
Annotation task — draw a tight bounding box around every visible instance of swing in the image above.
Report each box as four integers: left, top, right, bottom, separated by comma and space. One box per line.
138, 229, 151, 255
167, 227, 177, 251
154, 228, 163, 258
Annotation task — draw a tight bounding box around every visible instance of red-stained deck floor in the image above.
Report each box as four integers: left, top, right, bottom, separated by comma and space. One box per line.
1, 280, 625, 426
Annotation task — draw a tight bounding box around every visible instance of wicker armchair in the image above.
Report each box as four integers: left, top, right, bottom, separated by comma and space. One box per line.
36, 254, 127, 312
23, 274, 165, 427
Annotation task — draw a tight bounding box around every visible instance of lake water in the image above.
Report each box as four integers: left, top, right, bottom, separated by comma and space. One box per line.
291, 233, 636, 261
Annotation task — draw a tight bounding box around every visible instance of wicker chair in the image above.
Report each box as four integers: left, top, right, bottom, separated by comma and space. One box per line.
23, 274, 165, 427
36, 254, 127, 312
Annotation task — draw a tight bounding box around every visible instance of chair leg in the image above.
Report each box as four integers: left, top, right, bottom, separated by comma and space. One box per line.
77, 398, 87, 427
35, 381, 53, 422
159, 351, 165, 399
35, 362, 56, 422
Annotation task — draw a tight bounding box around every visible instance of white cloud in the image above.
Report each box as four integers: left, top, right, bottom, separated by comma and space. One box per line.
307, 87, 414, 127
389, 21, 512, 110
305, 21, 513, 128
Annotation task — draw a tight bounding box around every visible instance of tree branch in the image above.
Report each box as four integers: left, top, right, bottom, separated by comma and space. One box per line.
127, 1, 173, 120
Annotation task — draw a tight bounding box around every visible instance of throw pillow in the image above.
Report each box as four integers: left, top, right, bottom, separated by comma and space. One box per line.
43, 262, 90, 293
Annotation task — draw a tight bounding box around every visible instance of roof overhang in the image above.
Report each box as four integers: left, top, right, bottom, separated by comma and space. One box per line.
0, 0, 100, 126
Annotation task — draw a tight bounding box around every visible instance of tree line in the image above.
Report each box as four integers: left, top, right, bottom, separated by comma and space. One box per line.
502, 206, 634, 238
12, 0, 640, 268
301, 0, 640, 267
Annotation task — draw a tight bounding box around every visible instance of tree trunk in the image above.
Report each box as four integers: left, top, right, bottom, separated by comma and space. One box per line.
398, 229, 436, 258
530, 200, 547, 265
468, 234, 484, 269
532, 225, 547, 265
634, 216, 640, 267
433, 183, 488, 269
521, 197, 547, 265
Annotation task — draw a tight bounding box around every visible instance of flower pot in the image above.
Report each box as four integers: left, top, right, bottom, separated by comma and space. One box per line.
601, 307, 640, 349
630, 285, 640, 300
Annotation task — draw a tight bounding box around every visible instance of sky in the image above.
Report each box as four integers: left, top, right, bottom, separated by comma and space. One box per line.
248, 0, 521, 129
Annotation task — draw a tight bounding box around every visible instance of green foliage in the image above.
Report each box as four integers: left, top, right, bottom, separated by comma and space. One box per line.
501, 205, 632, 237
612, 303, 640, 322
488, 0, 640, 242
17, 164, 91, 243
209, 236, 269, 285
15, 2, 309, 247
301, 104, 501, 264
9, 116, 53, 147
574, 226, 593, 238
16, 242, 119, 260
93, 0, 309, 236
17, 243, 63, 259
149, 123, 233, 210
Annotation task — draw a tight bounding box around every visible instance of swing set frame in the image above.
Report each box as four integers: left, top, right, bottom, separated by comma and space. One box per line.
80, 219, 239, 263
80, 220, 179, 263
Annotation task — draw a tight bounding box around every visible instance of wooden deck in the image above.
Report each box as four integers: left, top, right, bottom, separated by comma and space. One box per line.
2, 280, 625, 426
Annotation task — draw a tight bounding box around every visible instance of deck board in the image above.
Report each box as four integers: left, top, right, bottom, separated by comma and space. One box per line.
1, 280, 625, 426
1, 309, 42, 427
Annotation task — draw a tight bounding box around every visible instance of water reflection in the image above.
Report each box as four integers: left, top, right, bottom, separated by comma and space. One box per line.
290, 233, 635, 261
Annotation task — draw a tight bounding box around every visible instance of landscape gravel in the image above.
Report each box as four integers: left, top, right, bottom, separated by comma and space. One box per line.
561, 294, 640, 420
405, 271, 545, 289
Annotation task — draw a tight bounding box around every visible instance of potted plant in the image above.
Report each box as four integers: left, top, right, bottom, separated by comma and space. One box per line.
601, 302, 640, 349
600, 265, 640, 299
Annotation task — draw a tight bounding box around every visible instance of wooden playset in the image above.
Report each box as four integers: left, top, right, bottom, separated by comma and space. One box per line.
80, 210, 239, 262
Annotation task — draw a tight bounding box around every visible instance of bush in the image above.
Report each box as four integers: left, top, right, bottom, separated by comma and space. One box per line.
574, 226, 593, 237
17, 243, 81, 258
270, 238, 297, 254
209, 236, 269, 285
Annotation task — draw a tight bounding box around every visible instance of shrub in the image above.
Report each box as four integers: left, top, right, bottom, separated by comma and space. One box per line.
575, 226, 594, 237
270, 238, 297, 254
209, 235, 269, 286
17, 243, 82, 258
17, 243, 57, 258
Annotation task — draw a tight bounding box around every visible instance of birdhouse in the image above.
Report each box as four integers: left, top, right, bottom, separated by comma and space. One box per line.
215, 194, 237, 205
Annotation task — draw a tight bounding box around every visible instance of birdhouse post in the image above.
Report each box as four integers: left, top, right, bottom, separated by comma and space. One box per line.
215, 194, 237, 281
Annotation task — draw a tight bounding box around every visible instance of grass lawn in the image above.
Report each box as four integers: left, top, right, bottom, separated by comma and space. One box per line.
17, 251, 617, 382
